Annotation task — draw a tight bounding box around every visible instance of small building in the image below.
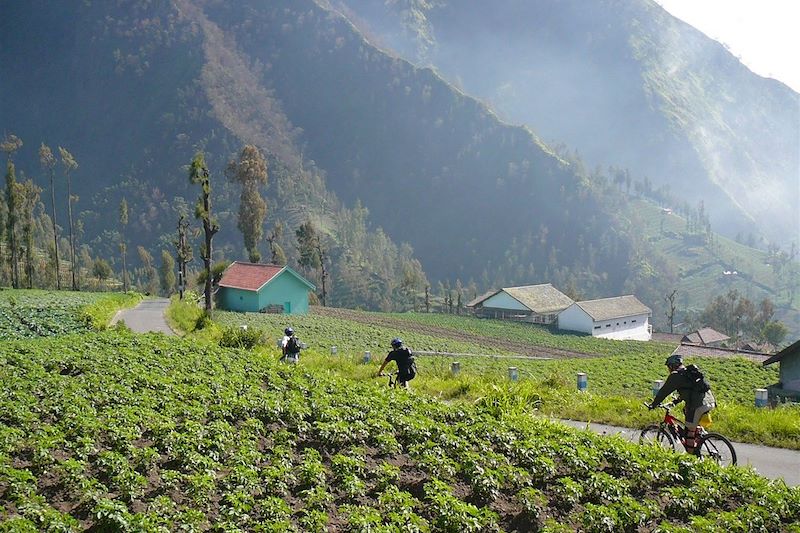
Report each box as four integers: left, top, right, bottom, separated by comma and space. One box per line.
558, 295, 652, 341
470, 284, 574, 324
681, 327, 730, 347
217, 262, 316, 314
762, 339, 800, 402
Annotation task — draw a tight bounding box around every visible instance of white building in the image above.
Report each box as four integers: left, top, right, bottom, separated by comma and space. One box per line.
558, 295, 652, 341
470, 284, 573, 324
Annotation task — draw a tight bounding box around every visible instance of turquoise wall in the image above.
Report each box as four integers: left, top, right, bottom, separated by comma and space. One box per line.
219, 287, 261, 313
219, 270, 311, 314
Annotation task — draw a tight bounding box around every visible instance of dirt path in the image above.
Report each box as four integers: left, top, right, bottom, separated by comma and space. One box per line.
313, 306, 599, 359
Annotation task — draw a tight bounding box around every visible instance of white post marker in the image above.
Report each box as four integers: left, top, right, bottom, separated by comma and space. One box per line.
755, 388, 768, 408
508, 367, 519, 381
363, 351, 371, 364
653, 379, 664, 397
331, 346, 338, 355
451, 361, 460, 375
577, 372, 587, 391
240, 324, 248, 331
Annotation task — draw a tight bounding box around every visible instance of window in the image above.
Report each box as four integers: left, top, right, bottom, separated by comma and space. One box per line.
605, 324, 611, 328
593, 325, 601, 330
632, 319, 637, 323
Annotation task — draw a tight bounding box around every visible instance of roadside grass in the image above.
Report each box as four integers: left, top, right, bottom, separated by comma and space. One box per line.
81, 291, 143, 330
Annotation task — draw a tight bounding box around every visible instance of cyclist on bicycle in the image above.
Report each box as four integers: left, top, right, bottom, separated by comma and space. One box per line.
648, 354, 716, 455
376, 338, 417, 389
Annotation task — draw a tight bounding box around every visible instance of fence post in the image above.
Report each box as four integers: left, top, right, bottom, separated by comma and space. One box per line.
577, 372, 588, 391
363, 351, 371, 364
652, 379, 664, 397
755, 388, 768, 408
508, 367, 519, 381
451, 361, 460, 375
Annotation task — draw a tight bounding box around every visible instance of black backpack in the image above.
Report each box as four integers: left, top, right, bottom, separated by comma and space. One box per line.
685, 364, 711, 393
286, 336, 301, 354
398, 347, 417, 381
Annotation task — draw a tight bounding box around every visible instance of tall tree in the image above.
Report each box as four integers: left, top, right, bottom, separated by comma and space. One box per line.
664, 289, 678, 334
4, 162, 20, 288
159, 249, 176, 296
296, 220, 328, 306
21, 180, 42, 289
136, 246, 158, 295
227, 145, 268, 263
267, 222, 287, 265
58, 147, 79, 290
175, 215, 193, 299
119, 198, 129, 292
0, 134, 23, 164
189, 153, 218, 312
39, 144, 60, 289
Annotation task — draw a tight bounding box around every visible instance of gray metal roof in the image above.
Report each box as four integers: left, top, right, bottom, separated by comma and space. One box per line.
574, 295, 651, 321
501, 284, 574, 314
682, 327, 730, 345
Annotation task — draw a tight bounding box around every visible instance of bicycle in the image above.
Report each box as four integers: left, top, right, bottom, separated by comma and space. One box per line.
377, 371, 401, 388
639, 403, 737, 466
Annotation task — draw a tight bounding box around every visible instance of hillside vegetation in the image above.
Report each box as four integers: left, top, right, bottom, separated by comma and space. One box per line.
2, 0, 798, 333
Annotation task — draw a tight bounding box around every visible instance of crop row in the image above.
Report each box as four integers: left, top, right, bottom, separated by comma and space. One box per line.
0, 290, 140, 340
1, 331, 798, 531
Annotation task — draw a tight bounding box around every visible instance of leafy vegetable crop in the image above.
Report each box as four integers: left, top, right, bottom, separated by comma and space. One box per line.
1, 331, 798, 530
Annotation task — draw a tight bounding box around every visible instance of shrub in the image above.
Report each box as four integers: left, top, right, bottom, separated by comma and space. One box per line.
219, 325, 265, 349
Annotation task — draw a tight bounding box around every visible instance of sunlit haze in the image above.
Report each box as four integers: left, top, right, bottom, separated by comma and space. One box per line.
656, 0, 800, 93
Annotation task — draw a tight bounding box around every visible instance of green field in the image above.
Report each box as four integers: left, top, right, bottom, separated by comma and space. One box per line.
0, 289, 142, 340
2, 330, 798, 531
212, 307, 800, 449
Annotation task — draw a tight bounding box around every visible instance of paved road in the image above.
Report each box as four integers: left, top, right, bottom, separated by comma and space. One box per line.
556, 419, 800, 486
111, 298, 175, 335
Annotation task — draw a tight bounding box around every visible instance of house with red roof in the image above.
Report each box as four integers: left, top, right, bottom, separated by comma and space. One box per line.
217, 262, 316, 314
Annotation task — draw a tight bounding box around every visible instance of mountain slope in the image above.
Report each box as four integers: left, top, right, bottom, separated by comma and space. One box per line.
333, 0, 800, 246
2, 0, 797, 330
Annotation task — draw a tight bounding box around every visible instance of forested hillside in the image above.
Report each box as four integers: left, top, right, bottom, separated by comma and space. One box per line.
335, 0, 800, 247
1, 0, 798, 332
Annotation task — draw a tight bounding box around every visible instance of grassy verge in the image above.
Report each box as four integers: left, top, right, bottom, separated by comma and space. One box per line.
296, 348, 800, 450
80, 292, 143, 330
165, 292, 221, 341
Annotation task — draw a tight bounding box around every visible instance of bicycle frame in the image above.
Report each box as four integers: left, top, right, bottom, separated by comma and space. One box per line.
657, 405, 706, 449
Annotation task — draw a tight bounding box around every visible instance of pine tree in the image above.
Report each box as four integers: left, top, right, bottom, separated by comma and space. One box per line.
119, 198, 129, 292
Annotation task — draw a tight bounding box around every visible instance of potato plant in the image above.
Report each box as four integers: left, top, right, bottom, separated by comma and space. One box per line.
1, 331, 799, 530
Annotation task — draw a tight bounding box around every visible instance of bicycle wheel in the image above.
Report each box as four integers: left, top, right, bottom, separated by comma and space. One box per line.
639, 424, 676, 451
697, 433, 736, 466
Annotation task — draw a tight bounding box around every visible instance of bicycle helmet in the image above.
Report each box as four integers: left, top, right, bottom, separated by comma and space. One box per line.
665, 354, 683, 370
391, 338, 403, 348
285, 327, 294, 336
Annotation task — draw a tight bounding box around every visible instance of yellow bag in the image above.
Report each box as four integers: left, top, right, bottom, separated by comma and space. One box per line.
699, 412, 713, 428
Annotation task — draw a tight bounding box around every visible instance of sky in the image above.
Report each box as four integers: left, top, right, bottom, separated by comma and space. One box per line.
655, 0, 800, 93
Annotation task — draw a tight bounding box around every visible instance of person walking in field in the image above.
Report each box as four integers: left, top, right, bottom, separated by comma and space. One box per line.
649, 354, 716, 455
280, 327, 302, 364
376, 338, 417, 389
